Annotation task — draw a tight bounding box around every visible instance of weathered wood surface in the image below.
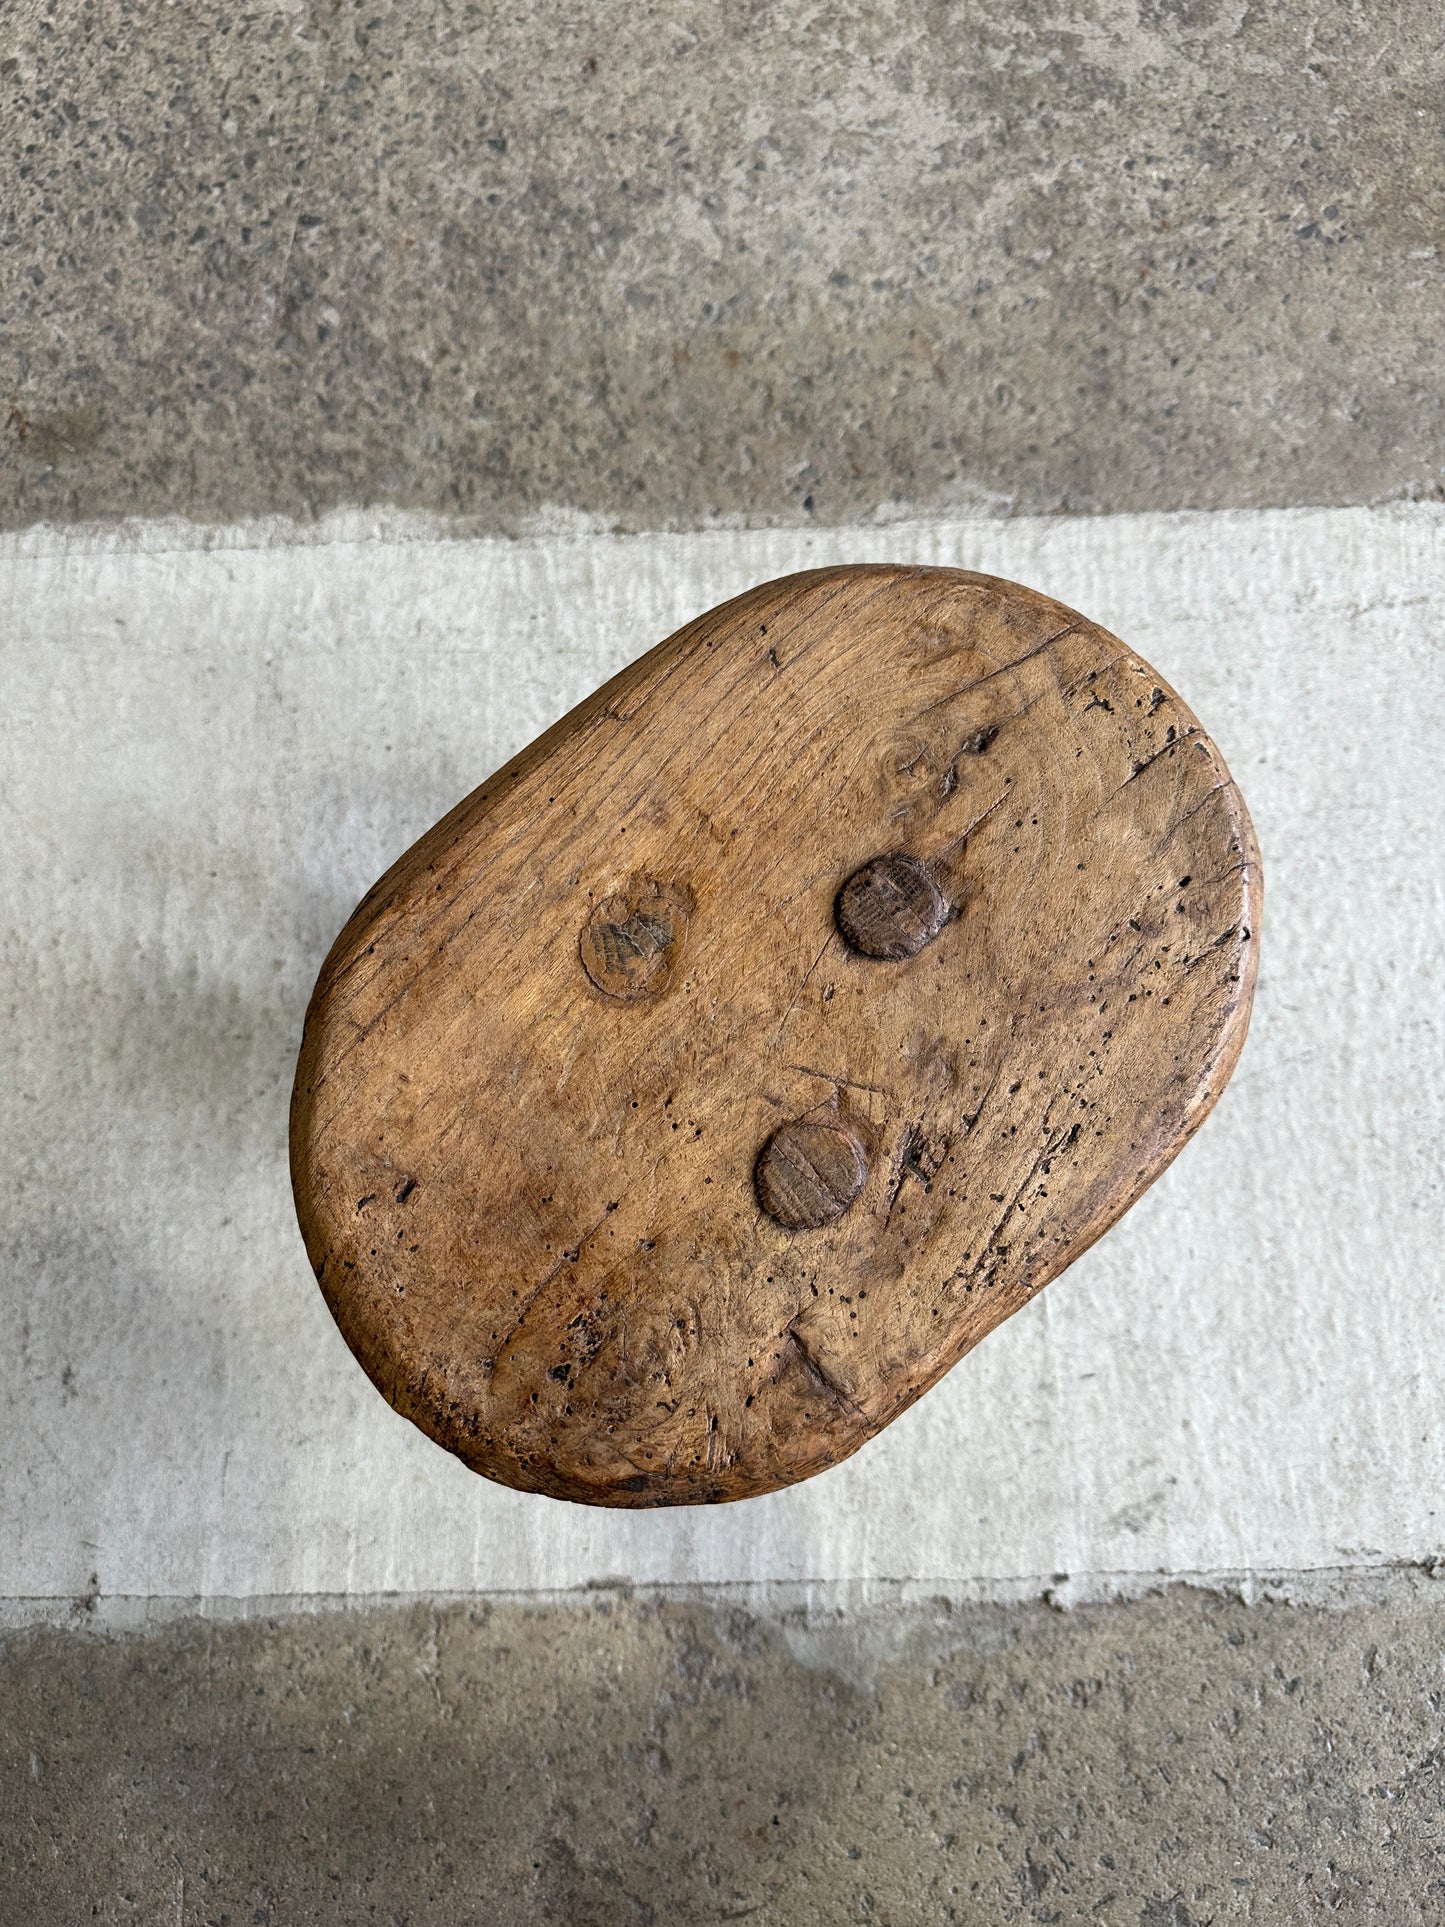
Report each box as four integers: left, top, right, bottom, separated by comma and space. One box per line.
290, 566, 1260, 1505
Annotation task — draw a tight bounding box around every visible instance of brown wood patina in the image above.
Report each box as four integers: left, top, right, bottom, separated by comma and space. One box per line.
290, 566, 1260, 1505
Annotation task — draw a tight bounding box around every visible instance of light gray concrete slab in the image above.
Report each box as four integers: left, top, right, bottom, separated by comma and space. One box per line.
2, 2, 1442, 531
3, 505, 1442, 1611
5, 1582, 1445, 1924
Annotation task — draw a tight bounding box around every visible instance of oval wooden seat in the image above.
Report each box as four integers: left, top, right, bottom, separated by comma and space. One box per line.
290, 566, 1259, 1505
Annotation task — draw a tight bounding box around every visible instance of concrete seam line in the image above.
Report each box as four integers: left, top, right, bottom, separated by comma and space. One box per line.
6, 1561, 1445, 1636
0, 497, 1441, 564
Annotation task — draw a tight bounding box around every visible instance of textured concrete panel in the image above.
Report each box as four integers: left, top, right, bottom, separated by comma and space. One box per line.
6, 1584, 1445, 1923
3, 505, 1442, 1608
2, 2, 1442, 531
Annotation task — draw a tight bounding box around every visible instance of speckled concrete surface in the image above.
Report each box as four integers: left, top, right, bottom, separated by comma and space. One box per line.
6, 1584, 1445, 1925
3, 0, 1443, 532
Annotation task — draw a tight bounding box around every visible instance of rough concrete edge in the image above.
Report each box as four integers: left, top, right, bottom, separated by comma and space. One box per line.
6, 1562, 1445, 1641
0, 492, 1029, 559
2, 498, 1442, 565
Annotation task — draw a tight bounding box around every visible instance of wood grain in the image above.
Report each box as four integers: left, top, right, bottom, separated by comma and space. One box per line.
290, 566, 1260, 1506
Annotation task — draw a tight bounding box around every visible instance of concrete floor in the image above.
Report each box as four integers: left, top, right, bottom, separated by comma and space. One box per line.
3, 0, 1443, 530
4, 2, 1445, 1920
7, 1583, 1445, 1924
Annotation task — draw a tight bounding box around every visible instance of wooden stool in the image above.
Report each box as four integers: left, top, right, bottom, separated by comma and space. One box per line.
290, 567, 1259, 1505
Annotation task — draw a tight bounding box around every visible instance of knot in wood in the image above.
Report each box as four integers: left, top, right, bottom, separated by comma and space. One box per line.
755, 1118, 869, 1230
835, 852, 948, 961
580, 878, 690, 1001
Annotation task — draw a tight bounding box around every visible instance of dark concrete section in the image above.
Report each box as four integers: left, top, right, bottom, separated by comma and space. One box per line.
5, 1587, 1445, 1923
2, 1, 1442, 532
